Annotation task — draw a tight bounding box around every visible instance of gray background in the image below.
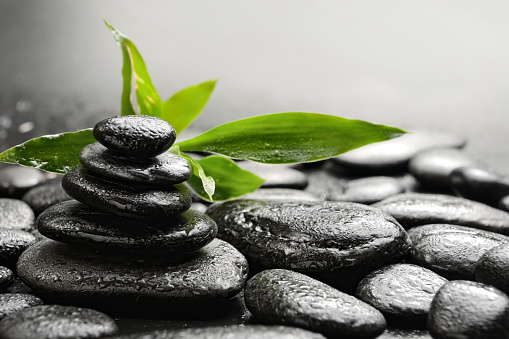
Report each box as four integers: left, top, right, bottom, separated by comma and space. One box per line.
1, 0, 509, 172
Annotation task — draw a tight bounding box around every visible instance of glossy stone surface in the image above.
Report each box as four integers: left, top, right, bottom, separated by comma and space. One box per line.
37, 200, 217, 253
109, 325, 326, 339
0, 293, 44, 319
475, 243, 509, 294
17, 239, 248, 308
373, 193, 509, 234
0, 266, 14, 292
62, 167, 192, 219
0, 227, 36, 270
355, 263, 448, 326
241, 188, 321, 201
245, 269, 387, 338
93, 115, 176, 159
80, 142, 192, 185
450, 166, 509, 205
408, 224, 509, 279
0, 198, 35, 232
0, 304, 119, 339
327, 176, 404, 204
208, 200, 410, 276
428, 280, 509, 339
376, 328, 432, 339
0, 165, 46, 198
22, 176, 72, 215
238, 162, 308, 189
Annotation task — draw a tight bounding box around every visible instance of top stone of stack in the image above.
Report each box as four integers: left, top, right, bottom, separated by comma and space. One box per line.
93, 115, 177, 159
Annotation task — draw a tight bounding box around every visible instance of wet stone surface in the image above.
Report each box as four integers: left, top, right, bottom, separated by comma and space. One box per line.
37, 200, 217, 253
0, 304, 119, 339
408, 224, 509, 279
376, 328, 432, 339
240, 188, 321, 201
0, 198, 35, 232
0, 293, 44, 320
93, 115, 176, 159
21, 176, 72, 215
355, 263, 448, 327
428, 280, 509, 339
0, 266, 14, 292
80, 142, 192, 185
62, 167, 192, 219
373, 193, 509, 234
0, 227, 36, 270
0, 165, 46, 199
238, 162, 308, 189
475, 243, 509, 294
245, 269, 387, 338
326, 176, 404, 204
450, 166, 509, 206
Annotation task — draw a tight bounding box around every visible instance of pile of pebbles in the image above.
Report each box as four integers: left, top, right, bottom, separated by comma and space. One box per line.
0, 118, 507, 338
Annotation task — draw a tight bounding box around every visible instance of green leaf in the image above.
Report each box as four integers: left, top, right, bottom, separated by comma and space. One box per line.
0, 129, 95, 174
177, 112, 406, 164
104, 19, 162, 117
162, 79, 217, 134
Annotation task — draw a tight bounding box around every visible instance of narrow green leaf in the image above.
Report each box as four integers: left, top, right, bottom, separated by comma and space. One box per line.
162, 79, 217, 134
177, 112, 407, 164
188, 156, 264, 201
104, 19, 162, 117
0, 129, 95, 174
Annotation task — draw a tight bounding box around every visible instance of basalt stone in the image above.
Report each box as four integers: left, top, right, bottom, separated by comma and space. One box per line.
207, 200, 411, 291
0, 266, 14, 292
0, 165, 46, 199
408, 224, 509, 280
238, 162, 308, 189
408, 148, 476, 188
93, 115, 176, 159
355, 263, 448, 327
332, 130, 466, 174
0, 198, 35, 232
5, 277, 34, 294
373, 193, 509, 234
0, 304, 119, 339
376, 328, 432, 339
17, 238, 248, 311
22, 176, 72, 215
80, 142, 192, 185
37, 200, 217, 253
475, 243, 509, 294
0, 227, 36, 270
109, 325, 326, 339
428, 280, 509, 339
62, 167, 192, 219
450, 166, 509, 205
0, 293, 44, 320
245, 269, 387, 338
327, 176, 404, 204
241, 188, 321, 201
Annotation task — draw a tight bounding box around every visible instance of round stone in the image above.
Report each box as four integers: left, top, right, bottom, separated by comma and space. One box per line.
327, 176, 404, 204
62, 167, 192, 219
0, 198, 35, 232
245, 269, 387, 338
428, 280, 509, 339
0, 227, 36, 270
0, 293, 44, 320
475, 243, 509, 294
0, 266, 14, 292
22, 176, 72, 215
355, 263, 448, 327
450, 166, 509, 205
37, 200, 217, 253
93, 115, 176, 159
0, 165, 46, 199
237, 162, 308, 189
80, 142, 192, 185
240, 188, 321, 201
0, 304, 119, 339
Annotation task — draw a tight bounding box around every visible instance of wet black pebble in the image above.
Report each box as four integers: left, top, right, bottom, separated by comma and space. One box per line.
0, 165, 45, 199
475, 243, 509, 294
109, 325, 326, 339
0, 198, 35, 232
238, 162, 308, 189
376, 328, 432, 339
93, 115, 176, 159
37, 200, 217, 253
241, 188, 321, 201
0, 227, 36, 270
450, 166, 509, 206
80, 142, 192, 185
327, 176, 404, 204
0, 266, 14, 292
428, 280, 509, 339
408, 224, 509, 279
373, 193, 509, 234
355, 263, 448, 327
0, 293, 44, 320
0, 304, 119, 339
62, 167, 192, 219
245, 269, 387, 338
22, 176, 71, 215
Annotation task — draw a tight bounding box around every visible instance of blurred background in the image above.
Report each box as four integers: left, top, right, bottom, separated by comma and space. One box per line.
1, 0, 509, 172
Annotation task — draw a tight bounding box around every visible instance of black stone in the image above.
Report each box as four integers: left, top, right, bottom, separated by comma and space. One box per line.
0, 293, 44, 320
373, 193, 509, 234
37, 200, 217, 253
17, 238, 248, 311
241, 188, 321, 201
108, 325, 326, 339
0, 227, 36, 270
475, 243, 509, 294
0, 198, 35, 232
80, 142, 192, 185
450, 166, 509, 205
408, 224, 509, 280
93, 115, 176, 159
22, 176, 72, 215
428, 280, 509, 339
0, 165, 46, 199
62, 167, 192, 219
238, 162, 308, 189
245, 269, 387, 339
355, 263, 448, 327
0, 266, 14, 292
327, 176, 404, 204
376, 328, 432, 339
0, 304, 119, 339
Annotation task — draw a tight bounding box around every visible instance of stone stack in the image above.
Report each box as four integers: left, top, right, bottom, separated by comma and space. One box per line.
16, 116, 248, 314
